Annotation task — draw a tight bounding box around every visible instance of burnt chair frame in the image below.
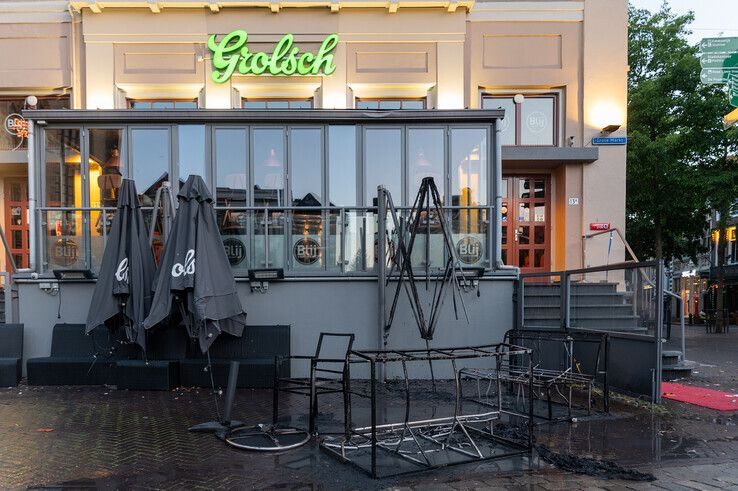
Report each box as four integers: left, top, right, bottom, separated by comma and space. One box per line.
273, 332, 355, 435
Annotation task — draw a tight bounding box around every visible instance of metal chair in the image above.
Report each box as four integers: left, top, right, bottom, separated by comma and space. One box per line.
273, 332, 355, 435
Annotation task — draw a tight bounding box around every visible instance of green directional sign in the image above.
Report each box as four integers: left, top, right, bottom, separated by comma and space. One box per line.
701, 37, 738, 53
700, 51, 738, 69
701, 68, 738, 84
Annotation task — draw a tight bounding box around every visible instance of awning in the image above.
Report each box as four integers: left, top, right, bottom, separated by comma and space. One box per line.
502, 146, 599, 168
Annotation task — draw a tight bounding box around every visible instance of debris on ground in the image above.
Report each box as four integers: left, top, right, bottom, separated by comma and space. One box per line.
535, 445, 656, 481
35, 428, 54, 433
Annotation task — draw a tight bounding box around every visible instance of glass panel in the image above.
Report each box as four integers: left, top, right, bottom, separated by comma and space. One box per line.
408, 128, 444, 201
501, 179, 508, 198
253, 210, 285, 269
333, 210, 364, 272
501, 200, 508, 223
218, 209, 249, 275
0, 99, 26, 150
178, 125, 206, 184
501, 249, 507, 265
356, 100, 378, 110
253, 128, 285, 207
243, 101, 267, 109
328, 126, 357, 206
290, 128, 323, 205
408, 208, 444, 269
521, 97, 555, 146
534, 179, 545, 198
290, 100, 312, 109
534, 203, 546, 222
365, 128, 402, 205
10, 183, 21, 202
519, 249, 530, 268
129, 101, 151, 109
141, 209, 165, 263
518, 226, 529, 244
452, 209, 488, 268
152, 101, 175, 109
43, 210, 85, 270
10, 207, 21, 226
451, 128, 487, 206
501, 223, 507, 245
518, 203, 530, 222
215, 128, 248, 207
483, 97, 515, 146
12, 230, 22, 249
292, 211, 324, 270
534, 249, 545, 268
518, 179, 530, 199
45, 129, 81, 208
175, 101, 197, 109
402, 100, 425, 110
379, 100, 401, 110
89, 129, 124, 208
267, 101, 289, 109
534, 225, 545, 245
131, 128, 169, 207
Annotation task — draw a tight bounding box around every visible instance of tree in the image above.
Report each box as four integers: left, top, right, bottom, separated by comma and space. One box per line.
626, 4, 711, 262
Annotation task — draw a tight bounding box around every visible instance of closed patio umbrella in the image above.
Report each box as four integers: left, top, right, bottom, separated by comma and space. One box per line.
86, 179, 156, 354
143, 175, 246, 353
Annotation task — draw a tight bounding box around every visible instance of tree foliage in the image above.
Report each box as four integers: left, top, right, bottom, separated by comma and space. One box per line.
626, 3, 738, 261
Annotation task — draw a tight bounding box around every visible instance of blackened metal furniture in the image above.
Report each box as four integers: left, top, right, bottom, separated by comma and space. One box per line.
0, 323, 23, 387
273, 332, 355, 435
320, 343, 534, 479
459, 328, 609, 421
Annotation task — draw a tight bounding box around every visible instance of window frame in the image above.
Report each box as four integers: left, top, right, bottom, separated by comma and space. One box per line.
481, 93, 559, 147
126, 98, 199, 109
355, 97, 427, 110
241, 98, 314, 109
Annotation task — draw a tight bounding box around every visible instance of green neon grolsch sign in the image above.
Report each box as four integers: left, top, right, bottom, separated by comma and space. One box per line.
208, 31, 339, 83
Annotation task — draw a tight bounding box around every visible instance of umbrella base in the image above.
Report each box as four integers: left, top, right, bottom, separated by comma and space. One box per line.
188, 420, 245, 438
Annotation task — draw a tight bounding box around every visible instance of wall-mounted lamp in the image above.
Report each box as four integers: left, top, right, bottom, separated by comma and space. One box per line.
25, 95, 38, 109
600, 124, 621, 135
513, 94, 525, 105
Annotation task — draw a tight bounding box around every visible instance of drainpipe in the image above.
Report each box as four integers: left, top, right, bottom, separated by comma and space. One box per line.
27, 120, 36, 272
493, 117, 518, 274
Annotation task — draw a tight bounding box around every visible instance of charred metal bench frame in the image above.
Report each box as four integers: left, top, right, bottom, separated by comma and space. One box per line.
319, 343, 534, 478
459, 329, 609, 421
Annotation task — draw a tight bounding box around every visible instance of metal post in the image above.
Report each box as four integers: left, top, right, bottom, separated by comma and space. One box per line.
370, 359, 377, 479
377, 186, 387, 382
222, 361, 240, 424
654, 261, 664, 403
560, 272, 570, 331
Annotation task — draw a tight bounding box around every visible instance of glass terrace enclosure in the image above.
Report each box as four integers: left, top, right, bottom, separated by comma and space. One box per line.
28, 109, 503, 277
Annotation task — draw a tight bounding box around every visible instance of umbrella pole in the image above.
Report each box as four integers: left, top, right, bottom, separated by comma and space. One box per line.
206, 348, 222, 422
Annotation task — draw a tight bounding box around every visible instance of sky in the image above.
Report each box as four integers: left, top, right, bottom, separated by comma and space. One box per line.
630, 0, 738, 46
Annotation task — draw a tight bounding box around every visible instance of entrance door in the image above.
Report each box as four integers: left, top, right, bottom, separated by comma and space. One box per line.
501, 176, 550, 274
4, 179, 29, 269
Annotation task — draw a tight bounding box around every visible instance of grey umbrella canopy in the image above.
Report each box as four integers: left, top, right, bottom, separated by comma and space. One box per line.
144, 175, 246, 353
86, 179, 156, 353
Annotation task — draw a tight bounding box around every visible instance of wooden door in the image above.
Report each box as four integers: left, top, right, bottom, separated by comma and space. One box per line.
501, 176, 551, 274
4, 178, 29, 269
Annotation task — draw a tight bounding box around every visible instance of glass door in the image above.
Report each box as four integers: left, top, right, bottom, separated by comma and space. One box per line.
5, 179, 29, 269
501, 176, 550, 274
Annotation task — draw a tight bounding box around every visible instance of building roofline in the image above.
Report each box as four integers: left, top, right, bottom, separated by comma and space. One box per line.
23, 108, 505, 124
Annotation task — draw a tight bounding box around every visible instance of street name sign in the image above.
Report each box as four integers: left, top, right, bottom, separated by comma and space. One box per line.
592, 137, 627, 145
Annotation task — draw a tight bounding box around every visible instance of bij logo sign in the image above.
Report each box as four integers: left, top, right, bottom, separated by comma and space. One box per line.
294, 237, 321, 265
208, 31, 339, 83
456, 236, 483, 265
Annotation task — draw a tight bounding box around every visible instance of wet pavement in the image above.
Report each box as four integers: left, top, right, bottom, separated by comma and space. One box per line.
1, 326, 737, 490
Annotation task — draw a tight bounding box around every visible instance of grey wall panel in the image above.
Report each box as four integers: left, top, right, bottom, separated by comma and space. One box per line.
17, 278, 515, 378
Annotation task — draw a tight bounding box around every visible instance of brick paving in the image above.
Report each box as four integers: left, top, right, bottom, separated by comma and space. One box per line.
0, 328, 737, 490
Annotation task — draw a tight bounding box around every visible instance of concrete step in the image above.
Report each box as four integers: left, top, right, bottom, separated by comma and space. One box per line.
662, 360, 696, 381
524, 305, 636, 317
523, 282, 620, 295
662, 350, 682, 366
524, 292, 632, 307
523, 318, 647, 332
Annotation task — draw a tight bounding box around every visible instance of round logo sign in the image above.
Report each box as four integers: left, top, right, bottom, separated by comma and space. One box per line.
293, 237, 321, 265
51, 238, 79, 267
526, 111, 547, 133
456, 236, 483, 265
223, 237, 246, 266
3, 113, 27, 150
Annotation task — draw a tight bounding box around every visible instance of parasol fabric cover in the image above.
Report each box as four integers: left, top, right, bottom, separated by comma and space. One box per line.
85, 179, 156, 352
144, 175, 246, 353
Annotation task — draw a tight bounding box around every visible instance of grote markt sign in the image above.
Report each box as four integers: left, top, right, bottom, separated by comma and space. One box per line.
208, 31, 339, 83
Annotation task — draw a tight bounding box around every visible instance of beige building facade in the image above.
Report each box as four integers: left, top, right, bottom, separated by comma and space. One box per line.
0, 0, 627, 275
